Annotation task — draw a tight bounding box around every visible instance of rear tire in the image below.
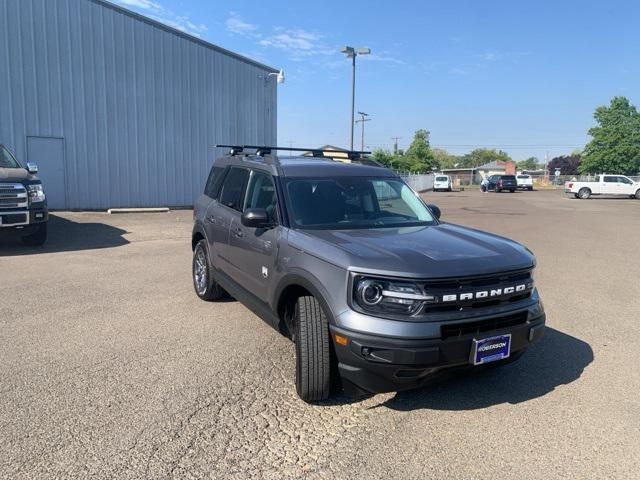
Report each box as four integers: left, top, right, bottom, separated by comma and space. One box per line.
192, 239, 226, 301
578, 187, 591, 199
635, 189, 640, 200
21, 223, 47, 246
496, 188, 501, 193
509, 189, 515, 193
294, 295, 332, 403
528, 187, 533, 191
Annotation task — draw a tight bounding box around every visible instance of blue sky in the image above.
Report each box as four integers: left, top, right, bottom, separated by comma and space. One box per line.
115, 0, 639, 160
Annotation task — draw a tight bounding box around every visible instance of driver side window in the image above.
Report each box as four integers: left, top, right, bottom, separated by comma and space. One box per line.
244, 171, 278, 221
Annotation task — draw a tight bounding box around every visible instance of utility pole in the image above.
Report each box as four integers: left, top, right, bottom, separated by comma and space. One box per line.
391, 136, 402, 155
355, 111, 371, 153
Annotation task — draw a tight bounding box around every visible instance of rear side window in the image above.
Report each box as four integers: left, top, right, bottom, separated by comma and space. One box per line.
603, 176, 617, 183
204, 166, 226, 199
219, 168, 249, 211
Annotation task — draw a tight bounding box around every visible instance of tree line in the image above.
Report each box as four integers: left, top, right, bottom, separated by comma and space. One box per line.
372, 96, 640, 176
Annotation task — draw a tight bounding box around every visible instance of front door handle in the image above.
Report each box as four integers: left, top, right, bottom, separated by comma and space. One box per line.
233, 228, 244, 238
206, 215, 216, 224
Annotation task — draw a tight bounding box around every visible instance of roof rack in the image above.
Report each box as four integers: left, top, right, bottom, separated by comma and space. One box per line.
215, 145, 372, 162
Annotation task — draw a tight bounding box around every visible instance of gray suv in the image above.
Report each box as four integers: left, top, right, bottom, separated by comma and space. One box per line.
192, 146, 545, 402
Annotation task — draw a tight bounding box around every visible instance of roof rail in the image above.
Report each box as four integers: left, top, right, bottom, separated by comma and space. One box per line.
215, 145, 371, 161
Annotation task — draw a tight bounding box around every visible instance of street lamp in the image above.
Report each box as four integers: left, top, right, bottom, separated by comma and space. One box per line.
341, 46, 370, 150
259, 69, 285, 84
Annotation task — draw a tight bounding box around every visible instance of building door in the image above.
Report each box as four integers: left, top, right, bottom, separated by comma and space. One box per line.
27, 137, 66, 209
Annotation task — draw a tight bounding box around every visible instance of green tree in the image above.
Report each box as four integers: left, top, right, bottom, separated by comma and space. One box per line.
459, 148, 512, 168
517, 157, 539, 171
432, 148, 460, 170
371, 148, 394, 167
403, 129, 437, 172
580, 96, 640, 175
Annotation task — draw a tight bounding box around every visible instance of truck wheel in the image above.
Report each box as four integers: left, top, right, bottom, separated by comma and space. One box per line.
578, 187, 591, 199
496, 188, 501, 193
192, 239, 226, 301
294, 295, 332, 403
528, 187, 533, 191
21, 223, 47, 246
635, 189, 640, 200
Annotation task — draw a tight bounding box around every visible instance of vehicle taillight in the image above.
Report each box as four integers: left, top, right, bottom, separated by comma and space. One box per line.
567, 182, 573, 189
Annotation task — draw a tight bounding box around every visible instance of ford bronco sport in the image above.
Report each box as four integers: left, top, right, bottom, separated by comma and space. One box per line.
192, 146, 545, 402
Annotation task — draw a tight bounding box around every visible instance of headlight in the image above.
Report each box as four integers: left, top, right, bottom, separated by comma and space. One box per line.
28, 184, 46, 203
353, 276, 434, 315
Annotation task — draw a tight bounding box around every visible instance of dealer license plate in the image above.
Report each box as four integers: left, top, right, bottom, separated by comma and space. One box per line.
470, 334, 511, 365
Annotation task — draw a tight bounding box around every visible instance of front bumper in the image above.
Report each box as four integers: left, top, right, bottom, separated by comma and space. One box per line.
0, 205, 48, 231
331, 309, 546, 395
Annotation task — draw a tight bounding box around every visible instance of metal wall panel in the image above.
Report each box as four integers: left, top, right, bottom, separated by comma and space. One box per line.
0, 0, 277, 209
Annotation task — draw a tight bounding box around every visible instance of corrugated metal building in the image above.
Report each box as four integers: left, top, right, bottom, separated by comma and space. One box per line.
0, 0, 278, 209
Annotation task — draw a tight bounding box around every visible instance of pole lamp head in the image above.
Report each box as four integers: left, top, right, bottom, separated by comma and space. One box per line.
341, 45, 355, 58
356, 48, 371, 55
276, 69, 285, 84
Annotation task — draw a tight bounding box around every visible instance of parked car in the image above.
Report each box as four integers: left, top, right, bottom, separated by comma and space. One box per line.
433, 174, 452, 192
565, 174, 640, 199
487, 174, 517, 193
0, 144, 48, 245
516, 174, 533, 191
192, 146, 545, 402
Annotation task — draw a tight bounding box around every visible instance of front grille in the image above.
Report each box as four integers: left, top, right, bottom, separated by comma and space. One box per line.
441, 311, 528, 339
0, 183, 28, 210
421, 269, 534, 313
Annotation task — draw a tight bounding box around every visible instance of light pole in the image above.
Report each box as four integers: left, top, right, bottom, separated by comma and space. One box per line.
341, 46, 370, 150
355, 111, 371, 153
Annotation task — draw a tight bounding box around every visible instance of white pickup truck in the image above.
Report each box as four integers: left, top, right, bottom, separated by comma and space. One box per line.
565, 174, 640, 199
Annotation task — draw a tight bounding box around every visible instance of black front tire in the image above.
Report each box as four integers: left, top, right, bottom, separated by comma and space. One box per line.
635, 189, 640, 200
192, 239, 226, 301
294, 296, 332, 403
578, 187, 591, 199
21, 223, 47, 246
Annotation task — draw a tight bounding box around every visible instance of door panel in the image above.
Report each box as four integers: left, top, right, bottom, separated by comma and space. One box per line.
27, 137, 66, 209
226, 170, 280, 303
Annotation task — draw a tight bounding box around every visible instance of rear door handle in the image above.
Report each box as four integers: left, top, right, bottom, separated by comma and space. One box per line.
233, 228, 244, 238
206, 215, 216, 224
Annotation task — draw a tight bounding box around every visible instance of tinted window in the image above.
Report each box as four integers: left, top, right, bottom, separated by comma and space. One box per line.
284, 177, 434, 229
517, 175, 530, 179
501, 175, 516, 181
435, 176, 448, 181
244, 171, 277, 220
603, 176, 617, 183
0, 145, 21, 168
617, 176, 632, 184
204, 166, 226, 198
219, 168, 249, 211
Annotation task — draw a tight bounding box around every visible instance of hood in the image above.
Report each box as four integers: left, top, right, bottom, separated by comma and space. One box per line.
289, 223, 534, 278
0, 168, 38, 184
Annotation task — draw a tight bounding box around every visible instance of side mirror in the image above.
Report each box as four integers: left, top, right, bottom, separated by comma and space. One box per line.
241, 208, 272, 228
426, 204, 441, 220
26, 162, 39, 174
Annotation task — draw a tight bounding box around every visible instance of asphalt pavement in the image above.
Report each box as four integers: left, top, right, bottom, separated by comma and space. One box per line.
1, 189, 639, 479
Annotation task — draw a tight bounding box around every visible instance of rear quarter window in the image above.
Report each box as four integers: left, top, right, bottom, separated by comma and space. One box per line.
204, 166, 227, 199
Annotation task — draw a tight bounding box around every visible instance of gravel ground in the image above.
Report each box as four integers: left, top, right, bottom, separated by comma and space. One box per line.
1, 189, 639, 479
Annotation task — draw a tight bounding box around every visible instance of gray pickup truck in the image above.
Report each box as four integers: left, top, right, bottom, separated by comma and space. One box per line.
0, 144, 48, 245
191, 146, 545, 402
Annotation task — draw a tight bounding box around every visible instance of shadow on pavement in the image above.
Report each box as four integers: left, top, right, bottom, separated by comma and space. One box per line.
0, 214, 129, 256
373, 327, 592, 411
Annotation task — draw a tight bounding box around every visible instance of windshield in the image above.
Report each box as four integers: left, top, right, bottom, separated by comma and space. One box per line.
284, 177, 435, 229
0, 145, 21, 169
